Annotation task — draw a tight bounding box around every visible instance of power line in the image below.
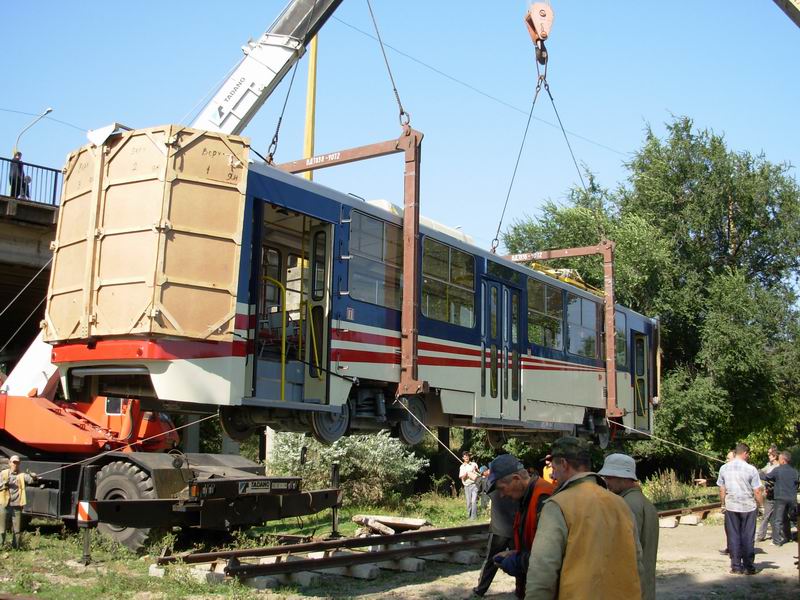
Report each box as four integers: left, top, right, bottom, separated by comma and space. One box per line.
0, 107, 86, 132
331, 16, 626, 157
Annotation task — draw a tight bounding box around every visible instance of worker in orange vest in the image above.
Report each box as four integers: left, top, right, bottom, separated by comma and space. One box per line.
485, 453, 555, 598
542, 454, 556, 485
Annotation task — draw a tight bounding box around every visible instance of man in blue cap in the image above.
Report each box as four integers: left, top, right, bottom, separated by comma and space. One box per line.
472, 464, 517, 597
479, 453, 555, 598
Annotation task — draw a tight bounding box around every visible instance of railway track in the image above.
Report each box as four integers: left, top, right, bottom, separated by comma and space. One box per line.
156, 524, 489, 586
153, 502, 723, 587
656, 501, 722, 518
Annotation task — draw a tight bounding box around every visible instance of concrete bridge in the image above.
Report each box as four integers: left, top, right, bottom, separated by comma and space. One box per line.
0, 156, 59, 370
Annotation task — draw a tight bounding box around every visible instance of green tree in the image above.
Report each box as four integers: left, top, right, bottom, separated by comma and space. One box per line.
504, 117, 800, 468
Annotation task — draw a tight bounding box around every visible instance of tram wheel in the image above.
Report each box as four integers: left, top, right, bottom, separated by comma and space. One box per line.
596, 425, 611, 449
311, 403, 351, 444
395, 396, 427, 446
219, 406, 255, 442
486, 429, 510, 450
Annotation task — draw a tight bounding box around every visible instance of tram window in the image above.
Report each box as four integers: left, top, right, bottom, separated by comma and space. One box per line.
423, 238, 449, 280
511, 293, 519, 345
349, 212, 402, 310
261, 247, 282, 310
311, 231, 326, 301
490, 344, 498, 398
422, 238, 475, 327
527, 278, 563, 350
511, 293, 520, 401
615, 312, 627, 367
488, 261, 523, 285
285, 254, 305, 314
490, 286, 498, 338
567, 293, 600, 358
636, 338, 645, 376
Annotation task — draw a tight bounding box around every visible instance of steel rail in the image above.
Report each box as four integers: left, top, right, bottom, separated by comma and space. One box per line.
159, 523, 489, 565
224, 537, 485, 578
656, 501, 721, 518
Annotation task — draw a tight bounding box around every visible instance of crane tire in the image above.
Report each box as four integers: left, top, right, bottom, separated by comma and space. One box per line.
94, 461, 160, 552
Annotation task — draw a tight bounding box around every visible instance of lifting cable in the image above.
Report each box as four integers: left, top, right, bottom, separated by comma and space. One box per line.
543, 80, 587, 193
490, 45, 590, 253
365, 0, 410, 126
266, 0, 322, 163
0, 256, 51, 321
491, 68, 546, 254
266, 62, 301, 163
0, 296, 45, 355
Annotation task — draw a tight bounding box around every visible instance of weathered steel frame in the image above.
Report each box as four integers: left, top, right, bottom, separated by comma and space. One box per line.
508, 239, 623, 418
276, 125, 429, 398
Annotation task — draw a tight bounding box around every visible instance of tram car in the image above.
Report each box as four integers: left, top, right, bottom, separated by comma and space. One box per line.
44, 126, 659, 445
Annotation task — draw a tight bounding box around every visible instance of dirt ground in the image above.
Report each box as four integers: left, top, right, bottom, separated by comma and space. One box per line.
270, 519, 798, 599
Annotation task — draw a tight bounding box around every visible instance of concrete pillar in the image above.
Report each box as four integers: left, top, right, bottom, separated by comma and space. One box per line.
221, 435, 240, 455
462, 427, 473, 451
265, 426, 275, 458
433, 427, 452, 493
182, 420, 200, 453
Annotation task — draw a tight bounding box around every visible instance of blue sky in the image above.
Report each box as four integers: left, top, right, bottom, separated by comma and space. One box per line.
2, 1, 798, 251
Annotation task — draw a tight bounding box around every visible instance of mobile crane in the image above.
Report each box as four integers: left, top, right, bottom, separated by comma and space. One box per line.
0, 0, 344, 550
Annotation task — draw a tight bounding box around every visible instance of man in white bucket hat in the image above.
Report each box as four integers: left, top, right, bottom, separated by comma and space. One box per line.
598, 453, 659, 600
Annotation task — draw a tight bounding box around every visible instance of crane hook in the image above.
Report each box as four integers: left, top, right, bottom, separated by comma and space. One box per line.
525, 3, 554, 65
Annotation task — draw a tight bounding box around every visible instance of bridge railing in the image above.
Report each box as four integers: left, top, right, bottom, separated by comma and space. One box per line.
0, 156, 62, 206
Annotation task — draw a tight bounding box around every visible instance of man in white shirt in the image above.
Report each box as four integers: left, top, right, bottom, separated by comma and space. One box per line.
717, 443, 763, 575
756, 446, 779, 542
459, 451, 479, 520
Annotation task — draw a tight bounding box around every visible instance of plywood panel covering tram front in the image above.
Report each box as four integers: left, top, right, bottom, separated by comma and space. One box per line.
44, 125, 249, 344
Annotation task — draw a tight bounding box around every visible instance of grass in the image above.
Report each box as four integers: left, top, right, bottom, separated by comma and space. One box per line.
641, 469, 720, 510
0, 493, 482, 599
245, 491, 483, 541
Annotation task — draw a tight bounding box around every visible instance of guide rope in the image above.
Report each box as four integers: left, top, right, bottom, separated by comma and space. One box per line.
31, 414, 219, 478
392, 397, 462, 464
365, 0, 410, 126
609, 419, 724, 464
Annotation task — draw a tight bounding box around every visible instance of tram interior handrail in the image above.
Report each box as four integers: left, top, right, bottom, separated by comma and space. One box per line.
263, 276, 287, 402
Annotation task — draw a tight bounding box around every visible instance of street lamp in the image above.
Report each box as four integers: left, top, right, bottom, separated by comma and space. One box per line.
13, 107, 53, 155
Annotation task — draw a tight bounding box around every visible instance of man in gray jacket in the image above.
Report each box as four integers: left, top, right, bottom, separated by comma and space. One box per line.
599, 453, 659, 600
473, 466, 517, 596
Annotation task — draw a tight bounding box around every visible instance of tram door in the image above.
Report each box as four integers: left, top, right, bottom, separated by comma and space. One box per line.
481, 280, 522, 421
633, 333, 650, 430
304, 224, 333, 402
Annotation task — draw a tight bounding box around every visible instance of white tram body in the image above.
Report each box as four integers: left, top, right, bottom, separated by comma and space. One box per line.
44, 127, 658, 444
